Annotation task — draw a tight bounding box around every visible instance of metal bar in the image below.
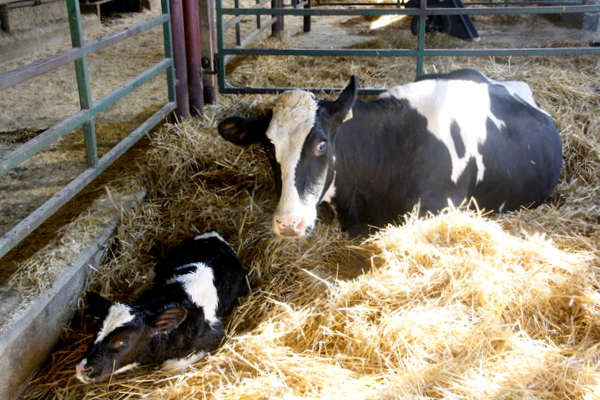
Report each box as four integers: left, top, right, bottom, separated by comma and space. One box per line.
220, 5, 600, 15
221, 47, 600, 57
317, 0, 586, 4
161, 0, 177, 104
272, 0, 284, 34
222, 17, 278, 65
0, 14, 169, 90
183, 0, 204, 116
0, 59, 173, 175
0, 102, 176, 259
199, 0, 218, 104
66, 0, 99, 169
169, 0, 190, 120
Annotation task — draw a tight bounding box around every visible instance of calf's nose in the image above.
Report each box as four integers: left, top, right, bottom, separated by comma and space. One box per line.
273, 214, 306, 237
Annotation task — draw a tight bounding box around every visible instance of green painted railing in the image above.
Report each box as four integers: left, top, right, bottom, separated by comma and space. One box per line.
216, 0, 600, 94
0, 0, 177, 259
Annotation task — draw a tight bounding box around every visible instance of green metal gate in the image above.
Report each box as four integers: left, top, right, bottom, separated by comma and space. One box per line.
216, 0, 600, 95
0, 0, 177, 259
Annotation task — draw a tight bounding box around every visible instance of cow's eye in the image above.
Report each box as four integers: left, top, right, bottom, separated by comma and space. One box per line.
315, 141, 327, 155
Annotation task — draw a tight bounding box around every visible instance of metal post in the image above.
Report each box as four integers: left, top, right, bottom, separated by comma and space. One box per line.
183, 0, 204, 116
304, 0, 311, 32
199, 0, 218, 104
170, 0, 190, 120
272, 0, 283, 35
66, 0, 98, 168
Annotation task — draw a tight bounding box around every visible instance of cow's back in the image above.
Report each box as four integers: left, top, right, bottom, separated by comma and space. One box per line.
330, 73, 561, 234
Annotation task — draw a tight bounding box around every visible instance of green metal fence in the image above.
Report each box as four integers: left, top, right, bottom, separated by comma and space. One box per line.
0, 0, 177, 259
216, 0, 600, 95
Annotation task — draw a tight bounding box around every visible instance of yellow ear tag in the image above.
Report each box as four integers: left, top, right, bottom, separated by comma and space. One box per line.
343, 109, 353, 123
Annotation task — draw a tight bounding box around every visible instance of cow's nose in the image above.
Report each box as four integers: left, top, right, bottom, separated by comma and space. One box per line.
273, 214, 306, 237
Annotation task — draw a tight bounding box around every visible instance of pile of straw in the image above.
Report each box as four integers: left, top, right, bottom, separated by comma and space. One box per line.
21, 13, 599, 400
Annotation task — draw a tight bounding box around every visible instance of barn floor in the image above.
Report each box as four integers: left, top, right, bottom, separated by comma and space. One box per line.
0, 4, 599, 400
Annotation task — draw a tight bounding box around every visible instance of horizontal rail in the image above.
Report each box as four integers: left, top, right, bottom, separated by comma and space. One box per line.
221, 5, 600, 16
0, 14, 169, 91
0, 101, 176, 259
0, 58, 174, 175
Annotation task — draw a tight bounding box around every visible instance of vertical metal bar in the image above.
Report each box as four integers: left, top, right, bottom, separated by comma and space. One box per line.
304, 0, 311, 32
170, 0, 190, 120
272, 0, 283, 35
199, 0, 218, 104
183, 0, 204, 116
235, 0, 241, 46
256, 0, 261, 29
216, 0, 227, 93
66, 0, 98, 168
162, 0, 177, 105
416, 0, 427, 77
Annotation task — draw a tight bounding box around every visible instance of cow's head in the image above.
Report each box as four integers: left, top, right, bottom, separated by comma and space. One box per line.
75, 292, 187, 383
218, 76, 358, 238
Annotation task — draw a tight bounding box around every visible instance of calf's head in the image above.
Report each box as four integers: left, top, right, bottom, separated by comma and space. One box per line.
218, 76, 358, 238
75, 292, 187, 383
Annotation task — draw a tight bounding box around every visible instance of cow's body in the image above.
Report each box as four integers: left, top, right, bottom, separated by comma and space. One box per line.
218, 69, 562, 238
75, 230, 248, 383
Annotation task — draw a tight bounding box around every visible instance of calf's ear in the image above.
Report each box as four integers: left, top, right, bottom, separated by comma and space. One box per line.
86, 292, 113, 319
218, 111, 273, 146
151, 307, 188, 333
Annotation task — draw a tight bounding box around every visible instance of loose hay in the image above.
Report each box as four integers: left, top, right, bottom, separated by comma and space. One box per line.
17, 12, 600, 400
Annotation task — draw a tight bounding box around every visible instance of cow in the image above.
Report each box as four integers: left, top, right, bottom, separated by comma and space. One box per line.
218, 69, 562, 238
75, 230, 248, 383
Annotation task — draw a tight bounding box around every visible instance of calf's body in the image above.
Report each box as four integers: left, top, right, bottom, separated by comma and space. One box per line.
75, 230, 248, 383
218, 69, 562, 238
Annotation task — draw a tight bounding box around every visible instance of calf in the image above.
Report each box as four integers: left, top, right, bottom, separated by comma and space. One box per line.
218, 69, 562, 238
75, 230, 248, 383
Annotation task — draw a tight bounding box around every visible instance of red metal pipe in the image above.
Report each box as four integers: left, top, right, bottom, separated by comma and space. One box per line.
170, 0, 190, 120
182, 0, 204, 116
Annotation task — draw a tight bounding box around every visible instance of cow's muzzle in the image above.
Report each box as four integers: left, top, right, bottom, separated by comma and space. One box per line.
273, 214, 307, 237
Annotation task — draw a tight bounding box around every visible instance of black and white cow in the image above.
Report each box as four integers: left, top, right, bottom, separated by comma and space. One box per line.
75, 230, 248, 383
218, 69, 562, 238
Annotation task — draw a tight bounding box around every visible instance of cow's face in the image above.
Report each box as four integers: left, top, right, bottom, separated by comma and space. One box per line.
218, 76, 358, 238
75, 293, 187, 383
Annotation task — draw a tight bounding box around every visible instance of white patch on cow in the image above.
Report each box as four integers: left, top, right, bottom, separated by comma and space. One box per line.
321, 171, 336, 204
161, 351, 207, 371
483, 76, 549, 115
174, 263, 219, 324
112, 362, 140, 376
194, 230, 226, 243
95, 303, 135, 344
385, 79, 497, 184
267, 90, 323, 226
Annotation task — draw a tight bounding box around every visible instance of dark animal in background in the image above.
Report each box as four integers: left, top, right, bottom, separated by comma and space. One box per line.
75, 230, 248, 383
218, 69, 562, 238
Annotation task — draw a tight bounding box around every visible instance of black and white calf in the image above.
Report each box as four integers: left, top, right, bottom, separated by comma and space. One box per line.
75, 230, 248, 383
218, 69, 562, 238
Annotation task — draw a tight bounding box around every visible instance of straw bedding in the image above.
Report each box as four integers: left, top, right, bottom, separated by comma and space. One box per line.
19, 12, 600, 400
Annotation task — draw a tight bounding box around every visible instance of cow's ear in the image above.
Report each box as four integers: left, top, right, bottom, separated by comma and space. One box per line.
150, 307, 188, 333
218, 111, 273, 146
320, 76, 359, 130
86, 292, 113, 319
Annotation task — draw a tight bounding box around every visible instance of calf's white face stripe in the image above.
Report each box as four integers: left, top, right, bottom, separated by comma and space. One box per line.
95, 303, 135, 344
175, 263, 219, 324
267, 90, 320, 223
194, 231, 226, 243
